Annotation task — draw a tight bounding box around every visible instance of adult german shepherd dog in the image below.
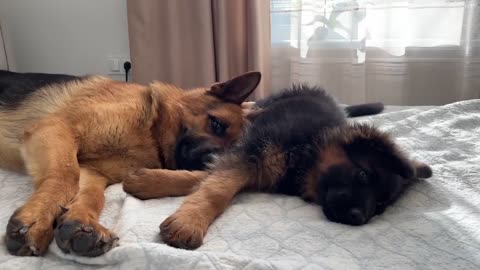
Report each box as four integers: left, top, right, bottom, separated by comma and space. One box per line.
0, 70, 261, 257
124, 86, 432, 250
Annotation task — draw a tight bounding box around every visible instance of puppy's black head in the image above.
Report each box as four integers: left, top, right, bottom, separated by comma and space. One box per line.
319, 163, 377, 225
316, 124, 432, 226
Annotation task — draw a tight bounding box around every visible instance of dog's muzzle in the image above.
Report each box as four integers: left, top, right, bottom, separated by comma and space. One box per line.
175, 134, 220, 170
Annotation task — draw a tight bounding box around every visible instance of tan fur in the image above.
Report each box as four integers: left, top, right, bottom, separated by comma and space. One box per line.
124, 169, 208, 199
0, 76, 105, 172
2, 72, 258, 256
54, 168, 119, 255
254, 143, 286, 190
302, 144, 349, 203
158, 121, 431, 250
160, 168, 249, 249
317, 144, 349, 174
158, 145, 306, 250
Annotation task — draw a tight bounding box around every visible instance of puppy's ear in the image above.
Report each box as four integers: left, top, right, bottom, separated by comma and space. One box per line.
412, 160, 433, 179
344, 125, 415, 179
210, 71, 261, 104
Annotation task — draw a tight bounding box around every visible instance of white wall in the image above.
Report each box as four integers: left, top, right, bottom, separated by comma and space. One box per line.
0, 0, 130, 80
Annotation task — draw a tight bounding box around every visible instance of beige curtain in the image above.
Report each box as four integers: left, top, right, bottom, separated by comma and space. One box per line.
127, 0, 271, 100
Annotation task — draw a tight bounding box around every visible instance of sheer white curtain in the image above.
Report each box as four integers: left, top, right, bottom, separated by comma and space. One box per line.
270, 0, 480, 105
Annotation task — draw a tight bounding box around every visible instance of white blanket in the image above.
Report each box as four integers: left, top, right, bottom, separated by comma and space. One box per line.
0, 101, 479, 270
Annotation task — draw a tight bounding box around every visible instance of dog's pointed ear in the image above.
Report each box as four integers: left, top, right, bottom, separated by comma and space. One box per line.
345, 125, 415, 179
209, 71, 261, 104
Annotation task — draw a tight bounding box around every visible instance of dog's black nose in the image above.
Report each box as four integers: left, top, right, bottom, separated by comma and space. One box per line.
348, 208, 365, 225
175, 134, 222, 170
200, 152, 215, 165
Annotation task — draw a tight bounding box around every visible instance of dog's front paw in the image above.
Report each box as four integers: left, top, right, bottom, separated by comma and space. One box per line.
54, 216, 119, 257
5, 208, 55, 256
159, 212, 208, 250
123, 169, 154, 199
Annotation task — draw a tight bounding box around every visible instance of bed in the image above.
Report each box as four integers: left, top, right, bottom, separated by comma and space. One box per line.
0, 101, 479, 270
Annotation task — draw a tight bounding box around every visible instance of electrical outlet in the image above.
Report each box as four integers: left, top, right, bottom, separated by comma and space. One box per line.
107, 56, 131, 75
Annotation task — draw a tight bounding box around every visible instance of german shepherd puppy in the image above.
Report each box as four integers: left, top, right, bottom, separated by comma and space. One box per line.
136, 86, 433, 250
0, 70, 261, 257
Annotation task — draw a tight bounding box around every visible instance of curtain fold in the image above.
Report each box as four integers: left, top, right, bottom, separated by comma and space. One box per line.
127, 0, 271, 100
270, 0, 480, 105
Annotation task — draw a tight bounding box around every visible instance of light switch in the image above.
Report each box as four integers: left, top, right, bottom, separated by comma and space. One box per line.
110, 59, 120, 72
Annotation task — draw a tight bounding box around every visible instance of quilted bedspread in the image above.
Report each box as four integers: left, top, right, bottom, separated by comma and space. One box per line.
0, 100, 479, 270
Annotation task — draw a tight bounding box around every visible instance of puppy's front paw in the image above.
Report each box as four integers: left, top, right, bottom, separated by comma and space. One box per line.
159, 212, 207, 250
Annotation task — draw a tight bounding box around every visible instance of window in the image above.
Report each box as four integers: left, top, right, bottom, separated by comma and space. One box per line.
271, 0, 468, 57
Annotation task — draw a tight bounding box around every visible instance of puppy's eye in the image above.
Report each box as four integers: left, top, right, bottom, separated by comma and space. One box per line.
209, 115, 228, 137
357, 170, 369, 185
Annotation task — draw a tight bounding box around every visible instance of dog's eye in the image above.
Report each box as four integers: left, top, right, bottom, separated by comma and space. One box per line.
357, 169, 369, 185
209, 115, 228, 137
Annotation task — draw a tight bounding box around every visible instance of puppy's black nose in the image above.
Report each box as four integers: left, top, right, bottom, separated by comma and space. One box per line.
337, 191, 350, 201
348, 208, 366, 226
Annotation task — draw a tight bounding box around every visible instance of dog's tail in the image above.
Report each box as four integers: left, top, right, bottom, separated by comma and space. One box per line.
345, 102, 384, 118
